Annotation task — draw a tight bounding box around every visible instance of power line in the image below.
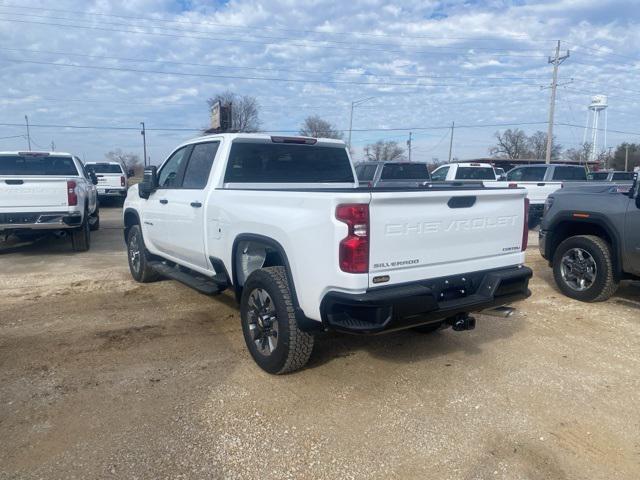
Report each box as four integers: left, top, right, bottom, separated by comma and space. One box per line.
0, 8, 552, 55
0, 2, 551, 44
0, 120, 552, 133
0, 15, 550, 59
0, 46, 549, 82
0, 57, 547, 90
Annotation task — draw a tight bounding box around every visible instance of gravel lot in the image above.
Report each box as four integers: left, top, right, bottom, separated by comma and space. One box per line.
1, 206, 639, 479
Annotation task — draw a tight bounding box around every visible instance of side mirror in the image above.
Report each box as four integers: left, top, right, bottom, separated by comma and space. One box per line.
127, 169, 135, 178
138, 166, 158, 199
499, 175, 507, 181
89, 171, 98, 185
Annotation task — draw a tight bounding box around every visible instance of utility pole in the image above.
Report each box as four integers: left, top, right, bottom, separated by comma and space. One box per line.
347, 97, 375, 150
625, 145, 629, 172
140, 122, 147, 167
447, 121, 455, 163
407, 132, 412, 162
545, 40, 570, 164
50, 140, 55, 151
24, 115, 31, 151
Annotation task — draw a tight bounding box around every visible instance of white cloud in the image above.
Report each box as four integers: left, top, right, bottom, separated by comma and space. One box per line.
0, 0, 638, 162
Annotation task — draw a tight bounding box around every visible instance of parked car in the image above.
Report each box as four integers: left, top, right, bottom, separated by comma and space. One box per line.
495, 167, 507, 180
0, 151, 99, 251
505, 164, 588, 226
587, 170, 636, 183
123, 133, 532, 374
430, 162, 499, 182
539, 175, 639, 301
354, 161, 430, 187
84, 161, 133, 202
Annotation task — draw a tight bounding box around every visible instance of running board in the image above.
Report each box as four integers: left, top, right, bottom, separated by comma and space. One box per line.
148, 261, 227, 295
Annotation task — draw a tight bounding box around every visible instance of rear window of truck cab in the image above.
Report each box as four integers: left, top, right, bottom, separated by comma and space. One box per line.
224, 142, 354, 183
87, 163, 123, 174
380, 163, 430, 180
0, 154, 78, 176
455, 166, 495, 180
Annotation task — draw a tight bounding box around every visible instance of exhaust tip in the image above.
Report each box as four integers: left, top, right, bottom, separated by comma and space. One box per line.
481, 306, 515, 318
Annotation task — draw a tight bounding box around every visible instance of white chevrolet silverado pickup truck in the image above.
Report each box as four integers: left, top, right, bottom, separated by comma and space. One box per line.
84, 161, 132, 202
123, 134, 532, 374
0, 151, 99, 251
430, 162, 500, 183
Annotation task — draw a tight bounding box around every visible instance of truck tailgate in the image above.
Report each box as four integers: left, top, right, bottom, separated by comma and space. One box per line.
0, 177, 69, 208
368, 188, 526, 288
96, 174, 123, 189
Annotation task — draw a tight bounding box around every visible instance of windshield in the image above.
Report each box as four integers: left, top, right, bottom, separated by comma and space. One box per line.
455, 167, 495, 180
0, 155, 78, 176
87, 163, 123, 174
225, 142, 354, 183
380, 163, 430, 180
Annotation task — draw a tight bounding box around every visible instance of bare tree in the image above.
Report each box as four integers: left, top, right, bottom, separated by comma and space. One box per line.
299, 115, 343, 139
206, 91, 260, 132
528, 131, 561, 160
363, 140, 406, 162
564, 142, 593, 164
104, 149, 142, 175
489, 129, 531, 159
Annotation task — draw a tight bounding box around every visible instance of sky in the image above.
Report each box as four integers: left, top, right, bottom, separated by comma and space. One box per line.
0, 0, 639, 164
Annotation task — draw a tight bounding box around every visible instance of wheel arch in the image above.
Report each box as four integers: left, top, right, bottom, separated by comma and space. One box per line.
230, 233, 320, 329
123, 208, 141, 243
547, 214, 622, 276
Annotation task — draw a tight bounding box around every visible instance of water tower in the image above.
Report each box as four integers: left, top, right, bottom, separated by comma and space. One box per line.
582, 94, 608, 162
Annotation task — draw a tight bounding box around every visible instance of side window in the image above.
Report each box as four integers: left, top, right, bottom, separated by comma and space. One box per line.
507, 167, 546, 181
158, 146, 190, 188
612, 172, 634, 181
182, 142, 220, 189
356, 164, 377, 181
431, 166, 449, 181
553, 166, 586, 181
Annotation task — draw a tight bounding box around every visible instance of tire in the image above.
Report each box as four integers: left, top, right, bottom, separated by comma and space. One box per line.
89, 204, 100, 231
240, 266, 314, 374
552, 235, 618, 302
70, 210, 90, 252
412, 322, 443, 334
127, 224, 161, 283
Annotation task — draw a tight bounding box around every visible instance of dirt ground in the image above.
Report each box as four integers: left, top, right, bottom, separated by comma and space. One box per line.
1, 206, 639, 480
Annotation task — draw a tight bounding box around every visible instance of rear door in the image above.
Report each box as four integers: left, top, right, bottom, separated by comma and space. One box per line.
368, 188, 527, 287
507, 166, 560, 204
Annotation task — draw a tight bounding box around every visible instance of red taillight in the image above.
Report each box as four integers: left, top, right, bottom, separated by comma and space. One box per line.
522, 198, 529, 251
508, 183, 518, 188
120, 175, 125, 187
336, 203, 369, 274
67, 180, 78, 206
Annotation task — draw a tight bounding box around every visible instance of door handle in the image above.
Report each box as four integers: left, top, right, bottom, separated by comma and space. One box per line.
190, 201, 202, 208
159, 199, 168, 204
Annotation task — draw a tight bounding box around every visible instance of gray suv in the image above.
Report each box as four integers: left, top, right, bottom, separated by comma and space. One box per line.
539, 177, 640, 301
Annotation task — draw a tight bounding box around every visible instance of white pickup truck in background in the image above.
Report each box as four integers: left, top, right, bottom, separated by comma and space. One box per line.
0, 151, 99, 251
431, 162, 501, 183
505, 164, 587, 226
123, 134, 532, 374
85, 161, 132, 203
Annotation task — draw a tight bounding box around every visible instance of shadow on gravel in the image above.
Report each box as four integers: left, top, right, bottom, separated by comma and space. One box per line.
308, 314, 523, 370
